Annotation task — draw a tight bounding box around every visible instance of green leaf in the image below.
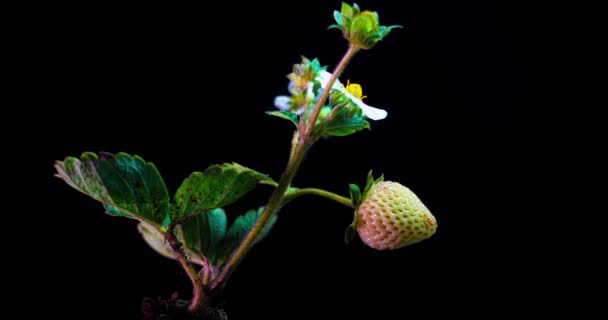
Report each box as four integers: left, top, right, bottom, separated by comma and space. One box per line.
55, 152, 170, 228
137, 222, 205, 265
322, 104, 370, 137
349, 183, 362, 207
216, 207, 277, 264
176, 208, 227, 263
266, 111, 298, 127
173, 163, 273, 220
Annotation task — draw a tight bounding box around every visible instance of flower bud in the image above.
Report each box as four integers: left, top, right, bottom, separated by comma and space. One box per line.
329, 2, 401, 49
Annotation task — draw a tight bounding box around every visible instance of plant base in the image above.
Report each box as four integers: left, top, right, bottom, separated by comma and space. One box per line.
142, 294, 227, 320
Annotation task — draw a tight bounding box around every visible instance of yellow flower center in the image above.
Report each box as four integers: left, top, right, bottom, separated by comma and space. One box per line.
345, 80, 367, 100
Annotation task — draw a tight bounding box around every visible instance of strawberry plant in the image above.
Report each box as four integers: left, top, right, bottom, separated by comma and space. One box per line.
54, 3, 436, 319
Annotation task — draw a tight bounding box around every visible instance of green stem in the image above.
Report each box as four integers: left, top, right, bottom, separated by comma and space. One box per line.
282, 188, 353, 208
165, 225, 205, 314
210, 44, 360, 290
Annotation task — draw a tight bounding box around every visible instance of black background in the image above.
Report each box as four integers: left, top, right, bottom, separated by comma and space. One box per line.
25, 0, 534, 318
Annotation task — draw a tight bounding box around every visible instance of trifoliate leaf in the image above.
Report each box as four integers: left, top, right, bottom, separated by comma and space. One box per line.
173, 163, 274, 220
55, 152, 170, 228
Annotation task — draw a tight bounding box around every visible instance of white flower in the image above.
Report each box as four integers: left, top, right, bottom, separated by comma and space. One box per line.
316, 71, 388, 120
274, 71, 388, 120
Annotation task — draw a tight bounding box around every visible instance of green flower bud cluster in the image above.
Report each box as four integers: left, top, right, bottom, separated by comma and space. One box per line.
329, 2, 401, 49
283, 57, 325, 114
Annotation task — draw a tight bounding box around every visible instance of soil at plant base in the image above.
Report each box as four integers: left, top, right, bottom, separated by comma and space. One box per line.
142, 294, 227, 320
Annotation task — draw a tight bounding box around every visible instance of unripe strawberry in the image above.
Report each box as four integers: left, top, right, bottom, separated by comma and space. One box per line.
356, 181, 437, 250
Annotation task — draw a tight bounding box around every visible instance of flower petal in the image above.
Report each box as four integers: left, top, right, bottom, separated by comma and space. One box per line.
274, 96, 290, 111
342, 90, 387, 120
315, 71, 387, 120
317, 71, 343, 90
355, 101, 388, 120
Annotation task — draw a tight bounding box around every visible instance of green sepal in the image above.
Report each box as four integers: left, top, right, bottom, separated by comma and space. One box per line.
345, 180, 364, 243
341, 2, 357, 20
320, 103, 370, 138
361, 170, 384, 201
345, 185, 360, 244
349, 183, 362, 207
333, 10, 342, 25
363, 170, 375, 200
375, 174, 384, 184
344, 169, 383, 244
344, 224, 357, 244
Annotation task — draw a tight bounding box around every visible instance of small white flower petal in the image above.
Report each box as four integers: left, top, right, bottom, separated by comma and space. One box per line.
316, 71, 331, 87
356, 101, 388, 120
313, 70, 388, 120
317, 71, 343, 90
274, 96, 290, 111
306, 84, 315, 100
343, 89, 388, 121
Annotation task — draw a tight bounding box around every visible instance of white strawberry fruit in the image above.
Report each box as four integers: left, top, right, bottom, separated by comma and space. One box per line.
355, 181, 437, 250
